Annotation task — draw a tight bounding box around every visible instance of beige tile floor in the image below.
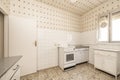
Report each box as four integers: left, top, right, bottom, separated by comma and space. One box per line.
21, 63, 120, 80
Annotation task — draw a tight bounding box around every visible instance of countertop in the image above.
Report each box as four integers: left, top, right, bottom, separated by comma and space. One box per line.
94, 48, 120, 52
0, 56, 22, 78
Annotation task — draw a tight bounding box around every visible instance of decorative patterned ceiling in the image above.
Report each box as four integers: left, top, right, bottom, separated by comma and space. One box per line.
36, 0, 108, 15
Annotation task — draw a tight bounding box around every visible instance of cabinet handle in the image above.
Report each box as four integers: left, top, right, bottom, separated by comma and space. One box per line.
13, 65, 19, 71
35, 40, 37, 47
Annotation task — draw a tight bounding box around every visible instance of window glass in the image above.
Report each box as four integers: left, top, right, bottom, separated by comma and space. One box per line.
98, 15, 109, 42
111, 11, 120, 41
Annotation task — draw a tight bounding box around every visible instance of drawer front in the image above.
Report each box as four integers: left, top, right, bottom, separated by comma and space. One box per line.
94, 50, 117, 57
80, 51, 89, 62
5, 63, 19, 80
103, 56, 117, 75
94, 54, 103, 70
11, 68, 20, 80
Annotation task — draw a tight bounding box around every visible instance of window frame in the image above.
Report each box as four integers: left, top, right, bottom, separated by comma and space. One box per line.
97, 9, 120, 43
110, 9, 120, 43
97, 13, 110, 43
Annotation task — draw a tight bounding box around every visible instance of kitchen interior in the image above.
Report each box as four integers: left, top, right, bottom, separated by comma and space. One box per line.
0, 0, 120, 80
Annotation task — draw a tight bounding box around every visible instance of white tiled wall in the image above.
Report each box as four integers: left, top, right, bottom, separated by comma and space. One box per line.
37, 28, 81, 70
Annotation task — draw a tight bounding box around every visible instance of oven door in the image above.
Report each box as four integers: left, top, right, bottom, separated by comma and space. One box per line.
64, 51, 75, 64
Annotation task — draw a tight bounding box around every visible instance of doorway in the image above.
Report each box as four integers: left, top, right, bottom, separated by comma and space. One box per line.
0, 11, 4, 58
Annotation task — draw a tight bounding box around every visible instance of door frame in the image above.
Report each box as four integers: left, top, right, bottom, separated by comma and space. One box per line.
4, 15, 9, 57
0, 7, 9, 57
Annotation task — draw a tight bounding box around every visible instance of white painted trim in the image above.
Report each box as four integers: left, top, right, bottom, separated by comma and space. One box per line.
4, 15, 9, 57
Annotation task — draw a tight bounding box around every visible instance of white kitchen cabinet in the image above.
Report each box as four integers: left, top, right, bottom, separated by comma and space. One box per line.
94, 49, 120, 79
0, 62, 20, 80
81, 50, 89, 62
104, 56, 117, 75
11, 68, 20, 80
75, 48, 89, 64
58, 47, 76, 70
94, 53, 103, 70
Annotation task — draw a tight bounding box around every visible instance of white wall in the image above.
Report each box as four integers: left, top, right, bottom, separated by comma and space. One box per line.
37, 28, 120, 67
1, 0, 82, 72
78, 30, 120, 64
80, 0, 120, 64
37, 28, 81, 70
3, 0, 120, 71
79, 30, 97, 44
0, 0, 82, 73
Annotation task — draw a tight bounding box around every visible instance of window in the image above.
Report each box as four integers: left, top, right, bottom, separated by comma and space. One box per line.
98, 14, 109, 42
98, 10, 120, 42
111, 11, 120, 42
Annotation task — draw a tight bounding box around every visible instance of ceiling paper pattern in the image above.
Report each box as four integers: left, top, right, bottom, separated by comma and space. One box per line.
81, 0, 120, 32
36, 0, 108, 15
9, 0, 81, 32
1, 0, 116, 32
0, 0, 10, 14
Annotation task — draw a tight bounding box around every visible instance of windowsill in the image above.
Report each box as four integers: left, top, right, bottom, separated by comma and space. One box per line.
96, 42, 120, 45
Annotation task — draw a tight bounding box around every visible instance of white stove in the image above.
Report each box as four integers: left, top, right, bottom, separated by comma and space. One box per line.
58, 46, 76, 70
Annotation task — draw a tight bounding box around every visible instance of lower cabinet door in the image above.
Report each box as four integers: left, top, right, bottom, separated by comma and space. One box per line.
75, 51, 81, 64
94, 54, 103, 70
82, 51, 89, 62
11, 68, 20, 80
103, 56, 117, 75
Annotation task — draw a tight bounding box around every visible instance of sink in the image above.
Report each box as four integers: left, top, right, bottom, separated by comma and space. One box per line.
75, 45, 89, 49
